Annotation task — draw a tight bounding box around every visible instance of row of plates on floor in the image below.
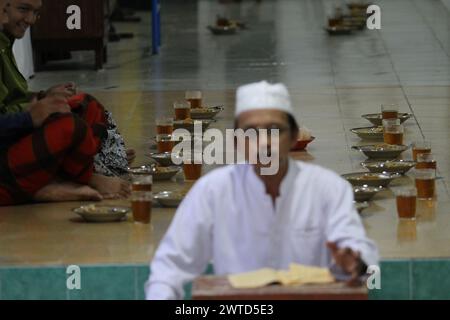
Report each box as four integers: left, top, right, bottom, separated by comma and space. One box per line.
73, 191, 183, 223
72, 106, 226, 222
133, 105, 226, 181
345, 112, 416, 214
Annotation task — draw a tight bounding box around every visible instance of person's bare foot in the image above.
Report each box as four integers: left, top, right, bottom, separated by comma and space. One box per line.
34, 183, 103, 202
89, 174, 130, 199
126, 149, 136, 165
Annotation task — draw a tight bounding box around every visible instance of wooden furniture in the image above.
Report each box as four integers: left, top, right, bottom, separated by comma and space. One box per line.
31, 0, 107, 70
192, 276, 368, 300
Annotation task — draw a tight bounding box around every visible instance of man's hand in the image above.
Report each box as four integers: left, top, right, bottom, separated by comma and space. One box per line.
45, 82, 78, 98
327, 242, 365, 286
126, 149, 136, 165
28, 96, 71, 127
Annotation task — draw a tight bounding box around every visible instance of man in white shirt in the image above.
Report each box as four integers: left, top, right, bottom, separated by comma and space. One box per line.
145, 81, 379, 300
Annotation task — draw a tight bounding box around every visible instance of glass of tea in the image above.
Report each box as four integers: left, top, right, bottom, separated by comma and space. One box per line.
412, 141, 431, 161
394, 187, 417, 219
414, 169, 436, 200
174, 101, 191, 121
130, 191, 153, 224
381, 104, 399, 120
416, 153, 437, 171
131, 174, 153, 192
185, 91, 202, 109
328, 17, 342, 27
156, 134, 175, 153
182, 153, 203, 181
156, 118, 174, 135
383, 119, 404, 145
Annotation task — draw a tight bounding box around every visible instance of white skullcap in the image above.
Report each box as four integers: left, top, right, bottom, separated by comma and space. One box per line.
235, 81, 293, 118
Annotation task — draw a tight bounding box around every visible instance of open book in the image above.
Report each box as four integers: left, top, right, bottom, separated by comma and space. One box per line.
228, 264, 335, 289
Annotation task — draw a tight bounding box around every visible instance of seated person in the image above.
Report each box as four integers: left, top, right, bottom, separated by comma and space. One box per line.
0, 0, 129, 205
145, 81, 379, 300
2, 0, 135, 177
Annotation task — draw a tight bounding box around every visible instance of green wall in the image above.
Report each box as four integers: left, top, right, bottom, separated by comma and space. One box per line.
0, 260, 449, 300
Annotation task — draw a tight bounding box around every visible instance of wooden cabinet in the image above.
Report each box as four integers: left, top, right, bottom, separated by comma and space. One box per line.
31, 0, 107, 70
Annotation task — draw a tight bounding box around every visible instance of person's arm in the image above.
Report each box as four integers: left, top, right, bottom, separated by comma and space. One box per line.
324, 177, 379, 279
0, 81, 36, 113
145, 178, 214, 300
0, 112, 33, 138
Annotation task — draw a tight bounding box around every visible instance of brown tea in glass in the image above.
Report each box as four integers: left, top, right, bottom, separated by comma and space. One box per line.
383, 132, 403, 145
396, 196, 416, 219
415, 153, 437, 170
183, 153, 203, 180
383, 119, 403, 145
185, 91, 202, 109
174, 101, 191, 120
156, 135, 174, 153
381, 104, 399, 120
131, 191, 153, 224
156, 118, 174, 135
328, 17, 342, 27
157, 141, 174, 153
132, 201, 152, 224
183, 163, 202, 180
412, 141, 431, 161
175, 108, 190, 120
413, 148, 431, 162
187, 99, 202, 109
414, 169, 436, 200
394, 187, 417, 219
131, 175, 153, 192
382, 110, 398, 120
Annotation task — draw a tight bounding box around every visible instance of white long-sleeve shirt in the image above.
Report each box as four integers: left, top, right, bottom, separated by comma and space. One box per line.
145, 159, 379, 300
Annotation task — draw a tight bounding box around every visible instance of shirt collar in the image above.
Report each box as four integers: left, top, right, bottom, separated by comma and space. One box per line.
279, 158, 300, 196
245, 158, 300, 198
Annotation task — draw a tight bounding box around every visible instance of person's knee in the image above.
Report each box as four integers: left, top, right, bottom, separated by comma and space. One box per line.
44, 113, 90, 148
69, 93, 106, 117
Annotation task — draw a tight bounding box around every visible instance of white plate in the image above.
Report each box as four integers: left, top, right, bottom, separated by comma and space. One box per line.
342, 172, 400, 188
352, 144, 409, 159
152, 166, 181, 181
190, 106, 223, 120
154, 191, 184, 207
361, 160, 416, 174
361, 113, 412, 126
207, 25, 238, 35
147, 152, 182, 167
350, 126, 384, 141
73, 205, 130, 223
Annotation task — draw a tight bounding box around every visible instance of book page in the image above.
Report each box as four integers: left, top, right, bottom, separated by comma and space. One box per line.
228, 268, 280, 289
289, 264, 335, 284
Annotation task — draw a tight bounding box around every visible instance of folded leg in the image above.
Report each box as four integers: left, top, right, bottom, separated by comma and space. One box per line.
0, 113, 104, 205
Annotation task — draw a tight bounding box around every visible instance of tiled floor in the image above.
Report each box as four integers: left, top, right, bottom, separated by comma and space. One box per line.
2, 0, 450, 267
